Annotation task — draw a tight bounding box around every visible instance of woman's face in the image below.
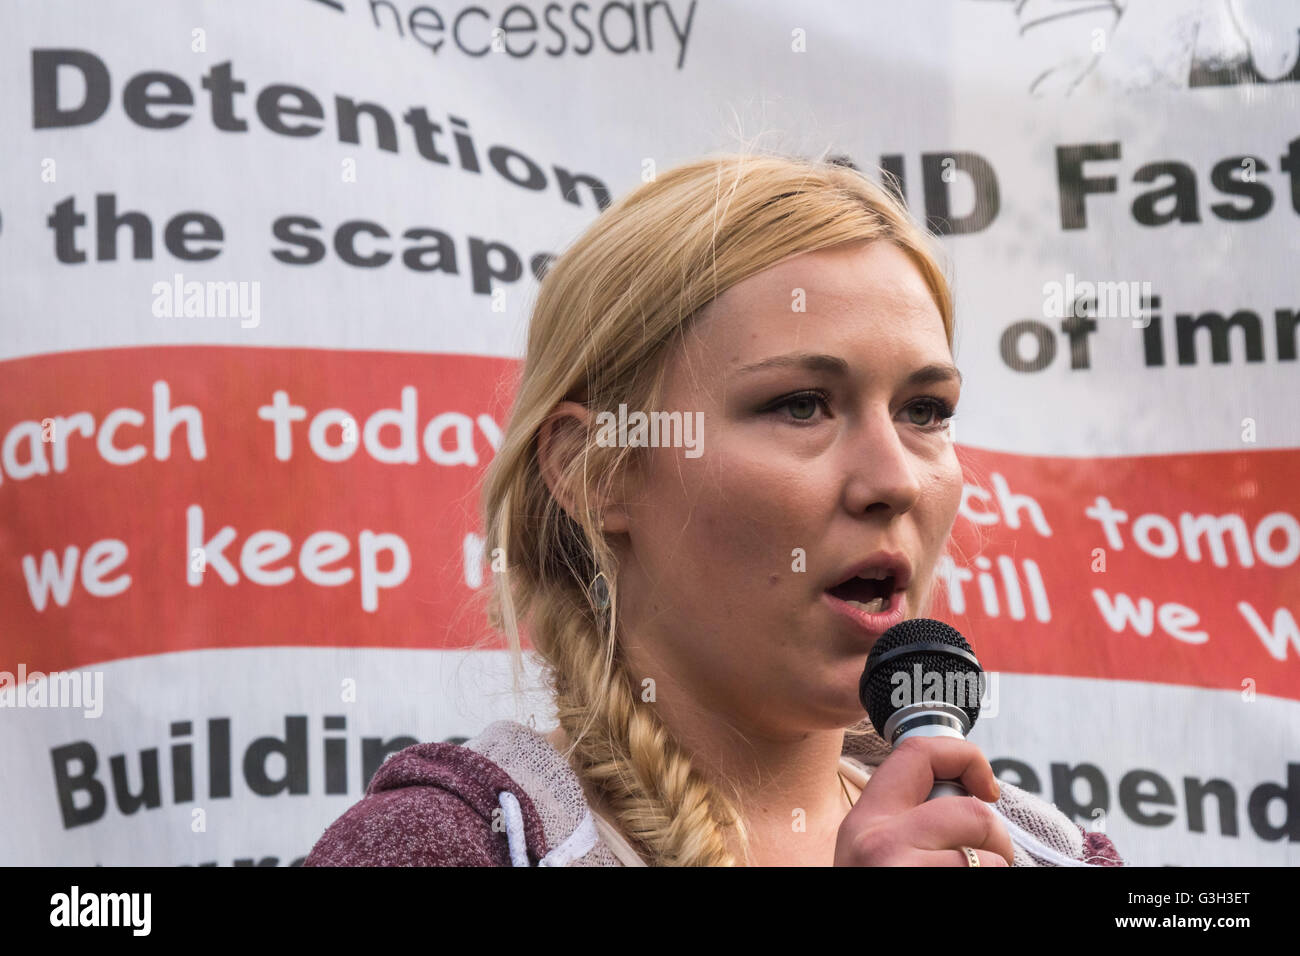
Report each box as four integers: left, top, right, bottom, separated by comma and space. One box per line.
608, 239, 964, 736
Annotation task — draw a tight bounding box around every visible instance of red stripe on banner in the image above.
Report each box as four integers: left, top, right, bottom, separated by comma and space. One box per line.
943, 445, 1299, 699
0, 346, 517, 669
1, 348, 1296, 700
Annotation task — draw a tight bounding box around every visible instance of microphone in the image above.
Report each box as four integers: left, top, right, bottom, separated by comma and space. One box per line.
858, 620, 1115, 867
859, 618, 984, 801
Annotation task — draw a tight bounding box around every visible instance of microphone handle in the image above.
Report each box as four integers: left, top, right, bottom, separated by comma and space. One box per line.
927, 780, 970, 800
893, 723, 973, 802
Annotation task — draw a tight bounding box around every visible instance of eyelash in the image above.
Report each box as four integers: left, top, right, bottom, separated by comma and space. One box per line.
766, 389, 955, 431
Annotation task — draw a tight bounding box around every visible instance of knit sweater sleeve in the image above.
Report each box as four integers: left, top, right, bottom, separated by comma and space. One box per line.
304, 783, 509, 867
1078, 826, 1125, 866
304, 741, 551, 867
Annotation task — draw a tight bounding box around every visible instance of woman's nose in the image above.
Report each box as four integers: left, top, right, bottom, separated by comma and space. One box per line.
840, 407, 923, 517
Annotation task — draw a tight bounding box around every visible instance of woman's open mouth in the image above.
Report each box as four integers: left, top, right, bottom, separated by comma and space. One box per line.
823, 569, 909, 636
827, 572, 896, 613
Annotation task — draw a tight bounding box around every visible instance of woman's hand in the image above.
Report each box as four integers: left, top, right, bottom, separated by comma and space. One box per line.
834, 736, 1016, 866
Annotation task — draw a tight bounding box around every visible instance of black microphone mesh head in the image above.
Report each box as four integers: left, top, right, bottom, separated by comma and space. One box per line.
860, 618, 982, 739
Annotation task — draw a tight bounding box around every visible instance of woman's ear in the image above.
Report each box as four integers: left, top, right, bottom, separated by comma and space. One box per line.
537, 401, 587, 518
537, 401, 632, 534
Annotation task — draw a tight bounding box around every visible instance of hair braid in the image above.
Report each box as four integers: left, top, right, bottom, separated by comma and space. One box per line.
538, 573, 747, 865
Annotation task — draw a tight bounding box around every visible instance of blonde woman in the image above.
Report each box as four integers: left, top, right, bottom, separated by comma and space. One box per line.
306, 152, 1124, 868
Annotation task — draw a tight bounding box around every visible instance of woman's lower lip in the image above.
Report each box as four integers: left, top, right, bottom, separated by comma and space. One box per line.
823, 588, 908, 638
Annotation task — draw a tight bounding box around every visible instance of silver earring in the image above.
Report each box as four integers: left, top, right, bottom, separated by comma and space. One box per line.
589, 571, 611, 612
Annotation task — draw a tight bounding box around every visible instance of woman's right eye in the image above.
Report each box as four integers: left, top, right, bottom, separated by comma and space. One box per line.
767, 389, 831, 423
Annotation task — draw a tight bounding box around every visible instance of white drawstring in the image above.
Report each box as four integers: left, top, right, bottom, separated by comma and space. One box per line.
497, 791, 530, 867
539, 810, 598, 867
496, 791, 600, 867
992, 805, 1123, 866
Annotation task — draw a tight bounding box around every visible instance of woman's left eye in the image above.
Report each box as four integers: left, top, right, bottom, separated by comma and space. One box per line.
903, 398, 956, 429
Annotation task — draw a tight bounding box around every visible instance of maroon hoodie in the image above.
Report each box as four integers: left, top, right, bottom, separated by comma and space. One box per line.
305, 741, 552, 866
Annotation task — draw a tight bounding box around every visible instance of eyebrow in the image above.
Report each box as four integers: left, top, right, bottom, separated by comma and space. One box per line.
736, 352, 963, 387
